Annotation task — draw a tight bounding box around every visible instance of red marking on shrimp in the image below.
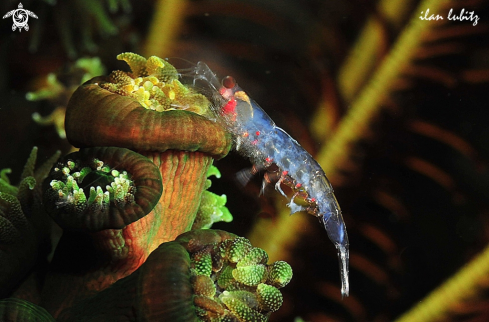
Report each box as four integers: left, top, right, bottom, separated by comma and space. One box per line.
222, 97, 237, 115
221, 97, 237, 122
265, 157, 273, 163
282, 170, 288, 176
243, 132, 249, 137
295, 183, 302, 188
256, 131, 260, 136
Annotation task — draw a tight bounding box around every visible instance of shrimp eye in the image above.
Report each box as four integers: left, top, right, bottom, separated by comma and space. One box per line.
222, 76, 236, 89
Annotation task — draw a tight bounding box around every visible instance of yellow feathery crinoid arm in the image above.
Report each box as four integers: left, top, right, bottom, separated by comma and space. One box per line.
395, 243, 489, 322
117, 53, 148, 77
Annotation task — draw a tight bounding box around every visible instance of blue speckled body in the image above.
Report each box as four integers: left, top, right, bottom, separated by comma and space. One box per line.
188, 62, 349, 297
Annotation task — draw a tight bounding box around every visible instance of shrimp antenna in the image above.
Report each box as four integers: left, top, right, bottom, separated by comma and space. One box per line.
166, 57, 199, 80
165, 56, 197, 68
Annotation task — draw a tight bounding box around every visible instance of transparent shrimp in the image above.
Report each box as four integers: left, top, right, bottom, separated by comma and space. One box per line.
183, 62, 350, 297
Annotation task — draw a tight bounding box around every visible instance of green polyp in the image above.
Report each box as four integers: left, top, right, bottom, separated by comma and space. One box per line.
80, 171, 114, 191
48, 158, 135, 216
227, 237, 253, 263
73, 189, 87, 208
256, 284, 283, 312
21, 147, 38, 181
0, 169, 12, 183
192, 251, 213, 276
237, 248, 268, 268
73, 167, 91, 182
233, 265, 266, 286
0, 193, 27, 229
219, 291, 267, 322
194, 191, 232, 230
0, 170, 19, 196
192, 275, 216, 298
217, 265, 235, 290
193, 164, 233, 230
65, 176, 77, 191
267, 261, 293, 288
75, 57, 106, 83
206, 165, 221, 179
66, 161, 76, 170
50, 181, 64, 191
25, 73, 64, 101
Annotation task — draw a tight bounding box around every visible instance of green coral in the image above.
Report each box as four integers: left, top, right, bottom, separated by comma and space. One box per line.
193, 165, 233, 230
192, 251, 213, 276
0, 169, 18, 196
188, 235, 293, 321
74, 57, 107, 83
26, 57, 105, 102
193, 275, 216, 298
266, 261, 293, 288
217, 265, 236, 290
25, 73, 64, 102
0, 147, 60, 244
99, 52, 212, 115
220, 291, 267, 322
233, 264, 266, 286
232, 247, 270, 286
45, 157, 135, 217
227, 237, 253, 263
256, 284, 283, 312
237, 247, 269, 267
27, 57, 106, 139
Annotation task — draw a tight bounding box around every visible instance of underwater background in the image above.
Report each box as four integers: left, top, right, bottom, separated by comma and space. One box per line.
1, 0, 489, 321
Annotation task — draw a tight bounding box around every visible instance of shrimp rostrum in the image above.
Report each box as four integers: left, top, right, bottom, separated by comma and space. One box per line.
186, 62, 349, 297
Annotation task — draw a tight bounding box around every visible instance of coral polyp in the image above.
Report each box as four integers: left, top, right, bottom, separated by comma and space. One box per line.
189, 234, 292, 321
99, 52, 211, 115
48, 157, 134, 217
193, 165, 233, 230
0, 147, 60, 298
43, 147, 163, 231
54, 229, 292, 321
27, 57, 106, 139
